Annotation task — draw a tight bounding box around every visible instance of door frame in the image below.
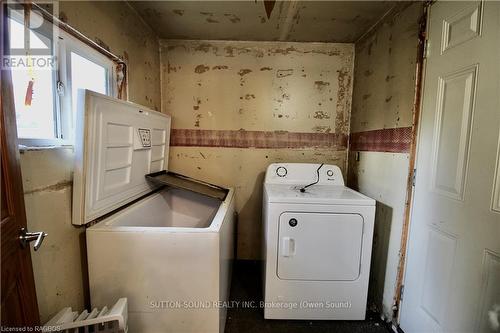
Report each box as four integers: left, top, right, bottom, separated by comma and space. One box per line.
392, 1, 431, 323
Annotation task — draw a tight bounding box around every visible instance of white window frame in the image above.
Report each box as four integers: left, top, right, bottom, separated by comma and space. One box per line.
14, 19, 116, 147
56, 30, 116, 144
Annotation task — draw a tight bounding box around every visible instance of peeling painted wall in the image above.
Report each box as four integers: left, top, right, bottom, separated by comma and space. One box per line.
161, 40, 354, 259
21, 2, 161, 322
347, 2, 423, 321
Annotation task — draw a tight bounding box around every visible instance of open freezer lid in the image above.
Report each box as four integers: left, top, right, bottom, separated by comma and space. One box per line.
72, 90, 171, 225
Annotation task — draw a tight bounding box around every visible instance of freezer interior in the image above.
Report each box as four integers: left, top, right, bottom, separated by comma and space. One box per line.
103, 188, 221, 228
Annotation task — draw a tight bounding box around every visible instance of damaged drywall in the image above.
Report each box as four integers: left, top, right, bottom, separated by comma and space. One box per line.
347, 2, 424, 322
161, 39, 354, 259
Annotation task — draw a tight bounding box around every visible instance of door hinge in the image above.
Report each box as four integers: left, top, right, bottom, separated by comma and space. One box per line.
412, 169, 417, 187
423, 39, 429, 59
400, 284, 405, 301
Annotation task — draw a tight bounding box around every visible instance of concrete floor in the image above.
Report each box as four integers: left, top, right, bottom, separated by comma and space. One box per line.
224, 260, 391, 333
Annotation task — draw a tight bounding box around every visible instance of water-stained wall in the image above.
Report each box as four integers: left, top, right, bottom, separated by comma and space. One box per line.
347, 2, 423, 321
161, 40, 354, 259
21, 2, 161, 322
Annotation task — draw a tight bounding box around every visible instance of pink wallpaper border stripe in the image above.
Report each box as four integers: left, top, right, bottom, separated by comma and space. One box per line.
170, 127, 412, 152
349, 127, 413, 153
170, 129, 348, 149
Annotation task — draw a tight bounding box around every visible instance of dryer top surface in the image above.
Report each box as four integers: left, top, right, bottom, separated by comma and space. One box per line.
264, 183, 375, 206
264, 163, 374, 205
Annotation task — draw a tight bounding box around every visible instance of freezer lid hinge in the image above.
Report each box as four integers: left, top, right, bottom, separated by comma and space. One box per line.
412, 169, 417, 187
400, 284, 405, 301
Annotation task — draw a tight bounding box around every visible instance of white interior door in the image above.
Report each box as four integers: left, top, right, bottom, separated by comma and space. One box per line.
400, 1, 500, 332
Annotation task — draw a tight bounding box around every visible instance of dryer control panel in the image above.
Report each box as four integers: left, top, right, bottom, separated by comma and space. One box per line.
265, 163, 344, 186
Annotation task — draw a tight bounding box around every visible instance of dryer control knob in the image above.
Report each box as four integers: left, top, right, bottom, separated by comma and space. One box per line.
276, 166, 287, 177
289, 218, 298, 227
327, 169, 334, 177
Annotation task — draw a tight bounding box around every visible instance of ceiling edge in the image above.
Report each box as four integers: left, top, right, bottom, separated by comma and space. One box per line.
354, 1, 414, 45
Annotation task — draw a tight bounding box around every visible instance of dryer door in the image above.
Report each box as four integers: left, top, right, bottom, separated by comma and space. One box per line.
277, 212, 363, 281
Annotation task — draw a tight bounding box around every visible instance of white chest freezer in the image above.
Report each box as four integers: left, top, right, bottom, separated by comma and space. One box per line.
72, 90, 236, 333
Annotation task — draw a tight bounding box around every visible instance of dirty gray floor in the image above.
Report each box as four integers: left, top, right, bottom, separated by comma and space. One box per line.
224, 260, 391, 333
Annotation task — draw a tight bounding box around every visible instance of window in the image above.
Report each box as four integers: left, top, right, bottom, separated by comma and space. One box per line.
9, 15, 57, 140
8, 12, 115, 146
57, 32, 115, 143
70, 52, 108, 128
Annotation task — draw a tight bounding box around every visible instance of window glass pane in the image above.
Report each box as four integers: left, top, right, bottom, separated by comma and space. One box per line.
9, 15, 24, 49
10, 18, 56, 139
70, 52, 108, 128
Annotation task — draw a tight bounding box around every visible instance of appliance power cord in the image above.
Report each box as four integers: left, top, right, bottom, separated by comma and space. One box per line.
299, 163, 324, 193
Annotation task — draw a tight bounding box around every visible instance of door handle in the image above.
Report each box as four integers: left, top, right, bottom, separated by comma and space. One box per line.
282, 237, 295, 257
19, 228, 48, 251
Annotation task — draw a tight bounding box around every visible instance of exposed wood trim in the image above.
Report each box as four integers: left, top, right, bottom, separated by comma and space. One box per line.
392, 2, 430, 322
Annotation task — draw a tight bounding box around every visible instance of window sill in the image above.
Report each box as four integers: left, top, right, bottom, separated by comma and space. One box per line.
19, 144, 74, 152
17, 137, 73, 150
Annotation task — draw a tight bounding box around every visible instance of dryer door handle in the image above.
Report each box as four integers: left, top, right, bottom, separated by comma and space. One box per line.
281, 237, 295, 257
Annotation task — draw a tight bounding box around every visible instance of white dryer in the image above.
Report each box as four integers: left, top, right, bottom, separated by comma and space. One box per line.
262, 163, 375, 320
